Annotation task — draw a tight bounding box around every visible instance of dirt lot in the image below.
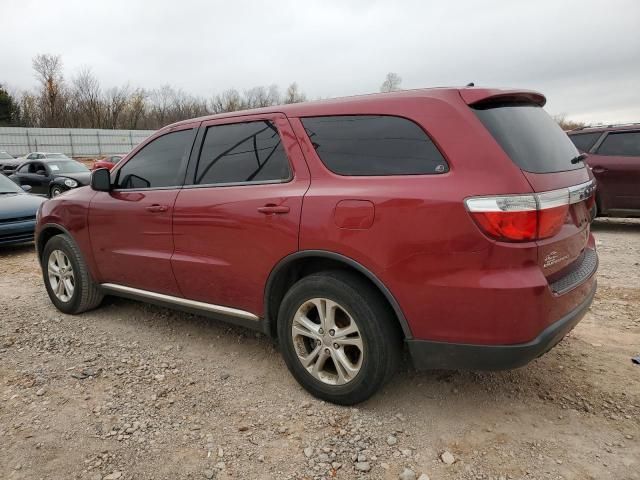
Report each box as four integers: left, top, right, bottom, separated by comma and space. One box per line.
1, 219, 639, 480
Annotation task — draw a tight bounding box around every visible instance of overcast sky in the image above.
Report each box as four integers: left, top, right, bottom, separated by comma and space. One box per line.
2, 0, 639, 124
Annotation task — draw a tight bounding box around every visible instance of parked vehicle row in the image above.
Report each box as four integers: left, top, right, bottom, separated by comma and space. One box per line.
35, 87, 598, 404
568, 124, 640, 217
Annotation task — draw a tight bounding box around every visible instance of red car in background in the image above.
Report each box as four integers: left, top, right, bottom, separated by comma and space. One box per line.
91, 155, 123, 171
35, 87, 598, 404
568, 124, 640, 217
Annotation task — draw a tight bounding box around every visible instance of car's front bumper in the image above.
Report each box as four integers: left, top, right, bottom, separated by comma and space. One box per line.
407, 279, 596, 371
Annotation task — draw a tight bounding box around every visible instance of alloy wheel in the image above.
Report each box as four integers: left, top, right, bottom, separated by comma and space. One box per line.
48, 249, 75, 302
291, 298, 364, 385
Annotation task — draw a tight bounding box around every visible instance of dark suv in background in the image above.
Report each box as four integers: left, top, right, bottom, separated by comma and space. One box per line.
36, 87, 597, 404
568, 124, 640, 217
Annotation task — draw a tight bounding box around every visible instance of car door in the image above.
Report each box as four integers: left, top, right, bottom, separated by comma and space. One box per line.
171, 113, 310, 319
18, 161, 51, 194
589, 130, 640, 212
88, 124, 198, 296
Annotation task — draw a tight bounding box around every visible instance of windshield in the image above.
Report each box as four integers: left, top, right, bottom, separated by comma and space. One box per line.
48, 153, 71, 159
0, 174, 22, 193
48, 161, 89, 174
0, 151, 14, 160
474, 104, 582, 173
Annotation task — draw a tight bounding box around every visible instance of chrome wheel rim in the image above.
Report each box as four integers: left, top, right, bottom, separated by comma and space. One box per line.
48, 249, 75, 302
291, 298, 364, 385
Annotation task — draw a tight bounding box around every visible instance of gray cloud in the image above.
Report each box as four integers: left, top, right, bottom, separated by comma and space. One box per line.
2, 0, 639, 123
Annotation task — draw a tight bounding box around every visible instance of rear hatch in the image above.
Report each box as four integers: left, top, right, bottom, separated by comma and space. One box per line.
469, 94, 595, 288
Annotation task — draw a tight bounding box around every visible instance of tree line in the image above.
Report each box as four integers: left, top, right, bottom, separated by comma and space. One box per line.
0, 54, 308, 130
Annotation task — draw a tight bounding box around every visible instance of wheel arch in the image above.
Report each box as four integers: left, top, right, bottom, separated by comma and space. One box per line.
264, 250, 413, 340
37, 223, 74, 264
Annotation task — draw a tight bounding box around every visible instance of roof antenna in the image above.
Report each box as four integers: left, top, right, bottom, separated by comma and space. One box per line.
466, 82, 475, 87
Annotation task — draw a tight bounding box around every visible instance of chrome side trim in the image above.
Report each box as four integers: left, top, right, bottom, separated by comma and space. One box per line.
100, 283, 259, 321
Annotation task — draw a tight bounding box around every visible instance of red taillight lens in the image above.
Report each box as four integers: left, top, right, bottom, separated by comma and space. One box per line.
537, 204, 569, 239
470, 210, 538, 241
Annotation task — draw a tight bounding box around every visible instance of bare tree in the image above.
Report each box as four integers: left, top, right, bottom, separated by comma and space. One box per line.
123, 88, 147, 129
105, 84, 130, 129
73, 67, 104, 128
380, 72, 402, 93
32, 54, 65, 126
210, 88, 244, 113
553, 113, 586, 131
284, 82, 306, 104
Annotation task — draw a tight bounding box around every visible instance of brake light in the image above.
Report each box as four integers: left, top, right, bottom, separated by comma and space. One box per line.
465, 181, 594, 242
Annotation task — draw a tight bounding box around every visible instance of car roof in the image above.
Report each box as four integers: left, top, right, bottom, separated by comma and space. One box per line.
568, 123, 640, 134
166, 86, 546, 129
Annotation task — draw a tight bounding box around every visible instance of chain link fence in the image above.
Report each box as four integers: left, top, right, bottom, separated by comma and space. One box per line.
0, 127, 156, 158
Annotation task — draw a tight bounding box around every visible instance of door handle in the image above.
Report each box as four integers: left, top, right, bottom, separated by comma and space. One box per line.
592, 166, 607, 174
146, 204, 168, 213
257, 204, 290, 214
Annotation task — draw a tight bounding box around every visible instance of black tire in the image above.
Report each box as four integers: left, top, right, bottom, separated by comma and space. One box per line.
277, 270, 401, 405
42, 234, 103, 314
50, 185, 65, 197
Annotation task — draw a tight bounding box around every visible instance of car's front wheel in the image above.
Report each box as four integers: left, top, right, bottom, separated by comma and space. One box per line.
50, 185, 65, 197
277, 270, 401, 405
42, 234, 103, 314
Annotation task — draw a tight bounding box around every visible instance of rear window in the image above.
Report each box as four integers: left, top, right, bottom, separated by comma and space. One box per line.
596, 131, 640, 156
474, 104, 581, 173
301, 115, 449, 176
568, 132, 602, 152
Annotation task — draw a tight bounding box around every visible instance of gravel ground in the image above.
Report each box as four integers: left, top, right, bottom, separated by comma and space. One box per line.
1, 218, 639, 480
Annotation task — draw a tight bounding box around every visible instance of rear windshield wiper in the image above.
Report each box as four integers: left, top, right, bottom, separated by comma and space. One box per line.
570, 153, 588, 165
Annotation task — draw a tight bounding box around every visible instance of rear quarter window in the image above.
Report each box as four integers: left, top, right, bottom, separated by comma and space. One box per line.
596, 131, 640, 156
568, 132, 602, 152
301, 115, 449, 176
474, 104, 581, 173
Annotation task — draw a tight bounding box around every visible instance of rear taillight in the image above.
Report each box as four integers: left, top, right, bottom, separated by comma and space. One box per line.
465, 180, 594, 242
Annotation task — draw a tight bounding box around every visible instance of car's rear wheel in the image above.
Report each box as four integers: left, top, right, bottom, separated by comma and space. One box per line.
42, 234, 103, 314
50, 185, 64, 197
277, 270, 401, 405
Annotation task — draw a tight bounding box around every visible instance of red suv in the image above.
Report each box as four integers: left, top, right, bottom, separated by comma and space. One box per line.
567, 125, 640, 217
35, 87, 598, 404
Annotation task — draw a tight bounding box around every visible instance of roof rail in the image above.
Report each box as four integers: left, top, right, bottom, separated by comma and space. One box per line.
572, 122, 640, 131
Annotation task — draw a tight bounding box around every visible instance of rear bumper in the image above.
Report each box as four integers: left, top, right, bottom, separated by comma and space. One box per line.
407, 279, 596, 371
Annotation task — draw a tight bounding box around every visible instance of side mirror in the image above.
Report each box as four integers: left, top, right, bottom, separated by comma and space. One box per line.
21, 184, 33, 192
91, 168, 111, 192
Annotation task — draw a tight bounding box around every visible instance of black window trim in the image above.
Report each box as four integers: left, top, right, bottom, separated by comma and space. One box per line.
593, 130, 640, 157
300, 113, 451, 177
568, 131, 605, 153
110, 126, 198, 192
183, 117, 294, 189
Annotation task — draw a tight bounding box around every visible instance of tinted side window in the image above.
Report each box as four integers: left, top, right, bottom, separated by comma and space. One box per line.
195, 121, 291, 185
115, 129, 193, 189
18, 163, 30, 173
596, 132, 640, 156
301, 116, 448, 176
568, 132, 602, 152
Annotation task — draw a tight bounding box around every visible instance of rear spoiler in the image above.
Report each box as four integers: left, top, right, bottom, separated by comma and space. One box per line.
459, 88, 546, 108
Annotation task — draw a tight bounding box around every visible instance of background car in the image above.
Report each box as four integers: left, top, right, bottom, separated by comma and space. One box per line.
0, 173, 46, 245
91, 154, 123, 170
568, 124, 640, 217
9, 158, 91, 197
15, 152, 74, 162
0, 151, 21, 174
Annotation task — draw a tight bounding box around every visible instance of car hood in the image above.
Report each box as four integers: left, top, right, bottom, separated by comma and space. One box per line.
55, 172, 91, 185
0, 193, 46, 220
0, 158, 22, 166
